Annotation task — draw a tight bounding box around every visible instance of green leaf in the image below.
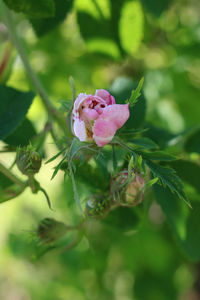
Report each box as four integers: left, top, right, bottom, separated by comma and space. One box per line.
45, 148, 66, 164
144, 122, 175, 149
114, 137, 185, 202
68, 138, 97, 164
0, 173, 26, 203
109, 77, 146, 129
143, 177, 158, 190
142, 151, 177, 161
184, 127, 200, 154
0, 85, 35, 140
119, 1, 144, 54
154, 184, 200, 261
51, 154, 67, 180
3, 0, 55, 18
75, 0, 122, 59
76, 0, 144, 59
126, 77, 144, 107
169, 160, 200, 194
75, 163, 109, 191
146, 160, 187, 203
141, 0, 172, 17
30, 0, 73, 36
130, 137, 158, 150
3, 118, 36, 147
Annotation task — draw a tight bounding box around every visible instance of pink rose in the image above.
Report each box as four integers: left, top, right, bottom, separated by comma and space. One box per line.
72, 89, 129, 147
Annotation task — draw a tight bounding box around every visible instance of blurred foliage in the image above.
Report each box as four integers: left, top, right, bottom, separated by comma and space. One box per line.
0, 0, 200, 299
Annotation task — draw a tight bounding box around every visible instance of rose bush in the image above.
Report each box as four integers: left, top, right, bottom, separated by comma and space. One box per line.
72, 89, 129, 146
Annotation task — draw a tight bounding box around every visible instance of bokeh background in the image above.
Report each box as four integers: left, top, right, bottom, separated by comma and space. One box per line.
0, 0, 200, 299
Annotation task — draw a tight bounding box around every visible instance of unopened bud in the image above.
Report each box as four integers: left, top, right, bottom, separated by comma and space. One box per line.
37, 218, 67, 244
16, 146, 42, 176
85, 194, 110, 218
111, 169, 145, 206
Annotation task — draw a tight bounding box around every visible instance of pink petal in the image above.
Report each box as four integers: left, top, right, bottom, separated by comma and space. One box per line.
99, 104, 130, 129
95, 89, 116, 105
93, 119, 117, 147
73, 119, 87, 142
73, 93, 88, 117
81, 108, 99, 120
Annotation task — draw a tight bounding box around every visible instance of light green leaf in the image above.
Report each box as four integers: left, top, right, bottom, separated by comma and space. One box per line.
126, 77, 144, 107
119, 0, 144, 54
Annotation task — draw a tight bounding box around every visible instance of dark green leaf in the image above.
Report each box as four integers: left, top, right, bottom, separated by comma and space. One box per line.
144, 122, 175, 149
130, 137, 158, 150
3, 0, 55, 18
141, 0, 172, 17
184, 127, 200, 154
3, 118, 36, 147
154, 184, 200, 261
169, 160, 200, 194
0, 173, 26, 203
30, 0, 73, 36
0, 85, 35, 140
142, 151, 177, 161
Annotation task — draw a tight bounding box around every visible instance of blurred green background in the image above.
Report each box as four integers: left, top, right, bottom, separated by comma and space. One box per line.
0, 0, 200, 299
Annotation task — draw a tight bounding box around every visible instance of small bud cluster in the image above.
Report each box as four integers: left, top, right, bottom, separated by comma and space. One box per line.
85, 168, 145, 218
37, 218, 67, 244
16, 146, 42, 176
111, 169, 145, 207
85, 194, 110, 218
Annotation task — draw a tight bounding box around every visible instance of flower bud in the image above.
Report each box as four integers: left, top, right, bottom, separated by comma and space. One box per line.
111, 169, 145, 206
85, 194, 110, 218
16, 146, 42, 176
37, 218, 67, 244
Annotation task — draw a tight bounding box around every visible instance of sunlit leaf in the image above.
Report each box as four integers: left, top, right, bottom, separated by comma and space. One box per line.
119, 0, 144, 54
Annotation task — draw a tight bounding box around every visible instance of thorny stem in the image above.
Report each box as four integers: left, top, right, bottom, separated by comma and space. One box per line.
0, 1, 68, 133
0, 161, 27, 188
